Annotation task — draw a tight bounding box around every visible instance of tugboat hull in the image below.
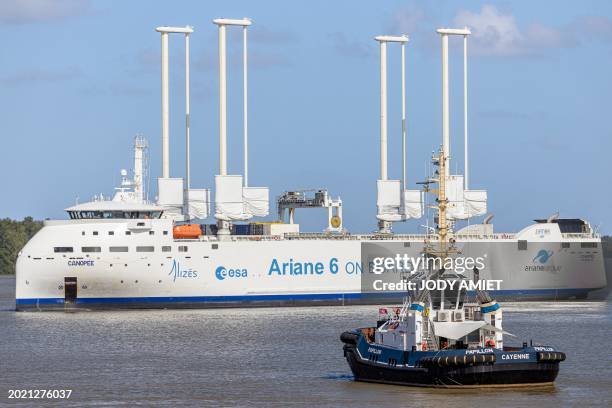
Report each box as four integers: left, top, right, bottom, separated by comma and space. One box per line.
341, 331, 564, 388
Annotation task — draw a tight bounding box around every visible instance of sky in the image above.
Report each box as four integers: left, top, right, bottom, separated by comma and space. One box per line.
1, 0, 611, 234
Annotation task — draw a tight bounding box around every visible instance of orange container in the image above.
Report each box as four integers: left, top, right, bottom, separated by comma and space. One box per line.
173, 224, 201, 239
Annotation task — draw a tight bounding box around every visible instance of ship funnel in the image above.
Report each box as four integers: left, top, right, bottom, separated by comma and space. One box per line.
547, 212, 560, 223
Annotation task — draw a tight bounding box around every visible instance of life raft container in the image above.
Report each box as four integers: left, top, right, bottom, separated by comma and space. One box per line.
173, 224, 202, 239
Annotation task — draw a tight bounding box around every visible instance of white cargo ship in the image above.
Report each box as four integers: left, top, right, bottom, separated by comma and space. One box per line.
15, 22, 606, 310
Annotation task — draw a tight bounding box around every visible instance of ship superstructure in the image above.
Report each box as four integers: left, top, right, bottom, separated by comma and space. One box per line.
15, 21, 606, 310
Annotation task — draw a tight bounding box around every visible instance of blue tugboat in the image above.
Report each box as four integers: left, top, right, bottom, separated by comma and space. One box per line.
341, 149, 566, 387
341, 148, 566, 387
341, 26, 565, 388
341, 289, 566, 388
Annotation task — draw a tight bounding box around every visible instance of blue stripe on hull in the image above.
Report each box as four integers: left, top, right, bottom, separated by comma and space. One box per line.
15, 288, 593, 308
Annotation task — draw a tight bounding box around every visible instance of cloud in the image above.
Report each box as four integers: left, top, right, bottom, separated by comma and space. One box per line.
0, 0, 90, 24
328, 32, 374, 59
453, 5, 558, 56
568, 15, 612, 43
453, 5, 612, 57
0, 66, 81, 86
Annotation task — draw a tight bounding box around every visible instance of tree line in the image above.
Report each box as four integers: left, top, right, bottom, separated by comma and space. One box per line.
0, 217, 43, 274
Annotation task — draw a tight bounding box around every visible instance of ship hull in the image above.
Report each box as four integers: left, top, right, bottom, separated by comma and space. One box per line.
344, 348, 560, 388
15, 219, 607, 311
341, 331, 564, 388
14, 287, 596, 311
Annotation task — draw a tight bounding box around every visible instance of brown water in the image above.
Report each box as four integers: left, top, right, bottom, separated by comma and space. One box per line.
0, 275, 610, 407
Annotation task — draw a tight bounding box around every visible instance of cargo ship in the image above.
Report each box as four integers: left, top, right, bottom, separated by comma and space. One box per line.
15, 21, 606, 310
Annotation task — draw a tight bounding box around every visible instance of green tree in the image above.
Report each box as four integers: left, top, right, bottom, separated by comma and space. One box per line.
0, 217, 43, 274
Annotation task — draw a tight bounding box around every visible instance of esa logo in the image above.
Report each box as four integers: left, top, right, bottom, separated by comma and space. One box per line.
215, 266, 248, 281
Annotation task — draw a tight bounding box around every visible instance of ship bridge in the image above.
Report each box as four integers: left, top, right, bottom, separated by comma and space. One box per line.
65, 201, 163, 219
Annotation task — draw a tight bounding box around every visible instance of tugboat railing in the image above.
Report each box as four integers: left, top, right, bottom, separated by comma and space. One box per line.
424, 316, 438, 352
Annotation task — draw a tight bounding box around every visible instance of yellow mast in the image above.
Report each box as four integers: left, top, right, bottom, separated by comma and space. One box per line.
423, 149, 454, 259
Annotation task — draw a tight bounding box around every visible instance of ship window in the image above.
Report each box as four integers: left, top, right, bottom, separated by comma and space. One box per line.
162, 246, 171, 252
81, 231, 85, 236
518, 240, 527, 251
136, 246, 154, 252
178, 246, 188, 252
93, 231, 99, 236
212, 244, 218, 250
581, 242, 597, 248
149, 231, 155, 235
108, 231, 114, 236
125, 231, 131, 235
109, 246, 128, 252
163, 231, 168, 235
403, 242, 410, 247
54, 247, 73, 253
82, 246, 101, 253
137, 222, 145, 227
561, 242, 570, 249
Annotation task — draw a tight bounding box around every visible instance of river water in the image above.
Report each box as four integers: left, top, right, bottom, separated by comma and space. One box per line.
0, 276, 610, 407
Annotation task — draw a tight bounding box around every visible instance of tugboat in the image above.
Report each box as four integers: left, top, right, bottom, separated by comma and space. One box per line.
341, 26, 566, 388
340, 271, 566, 387
341, 122, 566, 388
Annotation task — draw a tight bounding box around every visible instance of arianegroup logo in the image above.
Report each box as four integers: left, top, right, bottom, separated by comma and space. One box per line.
215, 266, 248, 281
533, 250, 554, 264
525, 249, 561, 273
